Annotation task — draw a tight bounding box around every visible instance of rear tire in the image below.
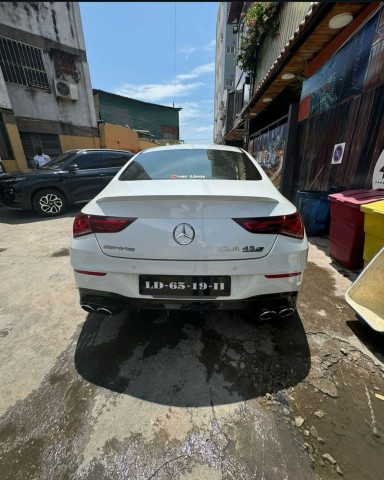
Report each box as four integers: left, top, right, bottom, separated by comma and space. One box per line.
33, 189, 67, 217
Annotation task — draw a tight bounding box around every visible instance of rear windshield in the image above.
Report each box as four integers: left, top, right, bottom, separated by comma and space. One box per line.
118, 148, 262, 181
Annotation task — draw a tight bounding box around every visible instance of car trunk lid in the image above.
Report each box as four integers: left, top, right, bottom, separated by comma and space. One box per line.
89, 180, 291, 261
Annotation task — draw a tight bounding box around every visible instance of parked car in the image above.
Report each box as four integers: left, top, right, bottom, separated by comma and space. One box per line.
0, 148, 134, 217
69, 144, 308, 318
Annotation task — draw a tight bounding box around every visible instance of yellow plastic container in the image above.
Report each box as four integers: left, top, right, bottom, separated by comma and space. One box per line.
345, 246, 384, 333
360, 200, 384, 265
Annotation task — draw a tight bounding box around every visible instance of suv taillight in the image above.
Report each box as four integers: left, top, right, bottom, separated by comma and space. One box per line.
73, 213, 136, 238
233, 211, 304, 240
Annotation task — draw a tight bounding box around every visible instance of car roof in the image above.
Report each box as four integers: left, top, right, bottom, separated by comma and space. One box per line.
65, 148, 134, 154
139, 144, 243, 153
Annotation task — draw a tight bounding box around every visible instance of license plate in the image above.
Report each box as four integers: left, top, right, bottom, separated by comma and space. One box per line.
139, 275, 231, 297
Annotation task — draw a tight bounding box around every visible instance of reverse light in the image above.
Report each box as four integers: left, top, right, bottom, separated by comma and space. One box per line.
265, 272, 302, 278
73, 213, 136, 238
74, 269, 107, 276
233, 211, 304, 239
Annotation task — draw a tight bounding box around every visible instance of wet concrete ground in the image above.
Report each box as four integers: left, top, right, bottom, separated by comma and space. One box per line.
0, 207, 383, 480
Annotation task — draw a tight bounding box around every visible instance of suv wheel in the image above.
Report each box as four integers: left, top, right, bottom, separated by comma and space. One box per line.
33, 190, 67, 217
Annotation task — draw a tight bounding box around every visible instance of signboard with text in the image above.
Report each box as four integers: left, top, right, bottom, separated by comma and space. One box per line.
373, 149, 384, 189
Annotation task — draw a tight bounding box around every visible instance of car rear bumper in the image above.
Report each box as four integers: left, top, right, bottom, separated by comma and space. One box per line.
78, 287, 298, 315
70, 234, 308, 315
71, 236, 307, 289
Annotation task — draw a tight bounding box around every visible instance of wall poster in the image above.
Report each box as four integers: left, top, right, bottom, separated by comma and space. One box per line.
248, 122, 287, 189
299, 10, 382, 121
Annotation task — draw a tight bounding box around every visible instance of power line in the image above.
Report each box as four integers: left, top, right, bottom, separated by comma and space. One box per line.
180, 110, 214, 124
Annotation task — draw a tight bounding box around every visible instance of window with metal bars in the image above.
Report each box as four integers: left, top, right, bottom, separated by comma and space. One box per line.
51, 49, 80, 82
0, 36, 49, 89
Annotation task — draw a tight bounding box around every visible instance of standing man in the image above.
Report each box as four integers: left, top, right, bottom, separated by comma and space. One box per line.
33, 146, 51, 169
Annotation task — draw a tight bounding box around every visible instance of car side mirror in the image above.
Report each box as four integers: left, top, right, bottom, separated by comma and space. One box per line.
68, 164, 79, 173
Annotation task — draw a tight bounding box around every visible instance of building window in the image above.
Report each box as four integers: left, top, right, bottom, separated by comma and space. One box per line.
225, 79, 234, 88
226, 46, 236, 54
51, 49, 81, 82
0, 36, 49, 89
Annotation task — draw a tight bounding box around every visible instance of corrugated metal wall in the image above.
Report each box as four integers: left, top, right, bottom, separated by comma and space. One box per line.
291, 84, 384, 201
96, 92, 180, 141
253, 3, 313, 88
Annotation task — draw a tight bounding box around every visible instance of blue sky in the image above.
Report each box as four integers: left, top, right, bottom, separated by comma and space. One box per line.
79, 2, 218, 144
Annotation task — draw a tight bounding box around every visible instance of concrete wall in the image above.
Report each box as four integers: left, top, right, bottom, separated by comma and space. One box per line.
98, 123, 158, 153
59, 135, 100, 152
0, 2, 86, 49
3, 122, 27, 172
0, 68, 11, 110
99, 123, 139, 152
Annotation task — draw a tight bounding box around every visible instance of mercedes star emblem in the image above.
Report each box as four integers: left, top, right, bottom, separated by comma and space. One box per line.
173, 223, 195, 245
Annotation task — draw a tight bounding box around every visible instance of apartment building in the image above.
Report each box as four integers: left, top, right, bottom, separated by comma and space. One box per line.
0, 2, 99, 172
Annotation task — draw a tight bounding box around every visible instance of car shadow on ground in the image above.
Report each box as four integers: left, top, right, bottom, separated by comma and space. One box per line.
346, 317, 384, 360
0, 205, 80, 225
75, 309, 310, 407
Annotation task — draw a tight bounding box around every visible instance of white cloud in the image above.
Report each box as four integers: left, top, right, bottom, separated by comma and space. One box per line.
178, 40, 215, 58
204, 39, 216, 51
174, 62, 215, 81
114, 63, 214, 103
179, 101, 211, 123
114, 81, 203, 103
194, 126, 213, 133
178, 101, 214, 144
113, 63, 215, 144
183, 124, 213, 144
178, 46, 197, 55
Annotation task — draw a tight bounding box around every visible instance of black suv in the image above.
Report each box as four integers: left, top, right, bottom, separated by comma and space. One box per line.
0, 149, 134, 217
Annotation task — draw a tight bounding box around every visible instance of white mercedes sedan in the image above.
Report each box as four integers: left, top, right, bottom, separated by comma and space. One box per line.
69, 144, 308, 319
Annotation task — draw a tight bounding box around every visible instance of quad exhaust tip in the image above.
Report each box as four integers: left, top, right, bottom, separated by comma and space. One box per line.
96, 307, 113, 317
259, 310, 277, 321
81, 304, 95, 313
80, 304, 113, 316
259, 307, 296, 320
278, 307, 296, 317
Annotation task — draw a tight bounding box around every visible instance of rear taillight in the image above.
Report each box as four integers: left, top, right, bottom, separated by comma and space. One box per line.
233, 211, 304, 240
233, 217, 283, 234
280, 212, 305, 239
73, 213, 136, 238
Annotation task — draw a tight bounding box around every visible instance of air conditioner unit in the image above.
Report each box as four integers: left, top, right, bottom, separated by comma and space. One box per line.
53, 79, 79, 101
